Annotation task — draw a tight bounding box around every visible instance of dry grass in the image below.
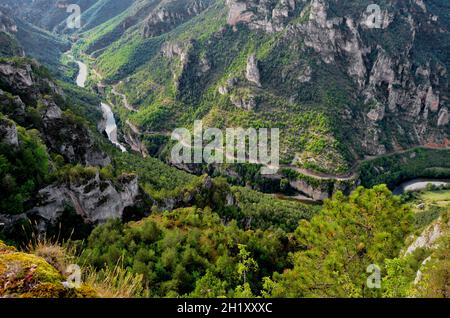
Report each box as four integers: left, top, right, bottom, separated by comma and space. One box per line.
26, 236, 78, 276
26, 236, 144, 298
82, 262, 144, 298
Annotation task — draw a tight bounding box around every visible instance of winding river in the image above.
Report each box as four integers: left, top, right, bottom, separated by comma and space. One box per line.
101, 102, 127, 152
74, 59, 127, 152
393, 179, 450, 195
75, 61, 88, 88
72, 56, 450, 198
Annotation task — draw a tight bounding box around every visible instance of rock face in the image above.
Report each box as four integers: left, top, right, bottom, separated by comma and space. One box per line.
0, 59, 110, 167
230, 93, 257, 111
0, 240, 98, 298
226, 0, 298, 33
0, 117, 18, 147
287, 178, 356, 201
142, 0, 214, 38
289, 179, 331, 201
437, 108, 449, 127
41, 100, 110, 167
246, 54, 261, 87
405, 220, 443, 256
161, 40, 193, 88
162, 41, 191, 64
0, 62, 34, 91
282, 0, 449, 156
367, 103, 385, 122
33, 173, 139, 224
404, 215, 449, 288
0, 8, 17, 34
425, 87, 440, 113
0, 173, 141, 237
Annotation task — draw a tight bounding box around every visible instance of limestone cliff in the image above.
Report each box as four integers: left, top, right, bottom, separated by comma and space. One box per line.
0, 59, 110, 167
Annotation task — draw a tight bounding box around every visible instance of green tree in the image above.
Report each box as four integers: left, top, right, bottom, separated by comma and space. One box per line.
382, 258, 414, 297
267, 185, 414, 298
190, 270, 228, 298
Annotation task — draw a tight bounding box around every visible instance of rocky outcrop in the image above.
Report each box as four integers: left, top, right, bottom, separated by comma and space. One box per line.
227, 1, 252, 26
413, 256, 431, 285
0, 241, 98, 298
246, 54, 261, 87
226, 0, 298, 33
289, 179, 331, 201
0, 173, 141, 237
124, 120, 148, 158
41, 100, 110, 167
0, 59, 110, 167
218, 77, 237, 95
0, 117, 18, 147
405, 220, 444, 256
437, 108, 449, 127
425, 87, 440, 113
161, 40, 193, 88
297, 65, 312, 83
367, 103, 385, 122
230, 93, 257, 111
34, 173, 139, 224
162, 41, 191, 64
0, 62, 34, 92
0, 9, 17, 34
142, 0, 213, 38
405, 214, 449, 289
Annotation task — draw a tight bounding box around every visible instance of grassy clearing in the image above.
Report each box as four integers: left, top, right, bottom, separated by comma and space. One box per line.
412, 190, 450, 213
420, 190, 450, 207
405, 189, 450, 230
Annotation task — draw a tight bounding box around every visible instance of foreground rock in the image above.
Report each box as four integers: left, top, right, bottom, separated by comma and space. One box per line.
0, 241, 97, 298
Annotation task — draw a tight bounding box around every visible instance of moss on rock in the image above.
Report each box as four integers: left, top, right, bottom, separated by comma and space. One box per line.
21, 283, 98, 298
0, 240, 98, 298
0, 241, 17, 254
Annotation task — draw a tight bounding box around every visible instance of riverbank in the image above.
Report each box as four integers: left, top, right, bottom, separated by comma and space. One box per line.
73, 58, 127, 153
75, 61, 88, 88
393, 179, 450, 195
101, 102, 127, 152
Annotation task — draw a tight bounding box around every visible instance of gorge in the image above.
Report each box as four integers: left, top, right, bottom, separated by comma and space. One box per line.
0, 0, 448, 300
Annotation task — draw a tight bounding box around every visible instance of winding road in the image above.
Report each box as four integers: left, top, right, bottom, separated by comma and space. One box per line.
281, 145, 450, 181
111, 82, 136, 112
69, 52, 450, 182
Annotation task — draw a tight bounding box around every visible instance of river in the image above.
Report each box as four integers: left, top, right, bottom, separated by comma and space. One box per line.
101, 102, 127, 152
74, 59, 127, 152
393, 179, 450, 195
74, 58, 450, 195
76, 61, 88, 88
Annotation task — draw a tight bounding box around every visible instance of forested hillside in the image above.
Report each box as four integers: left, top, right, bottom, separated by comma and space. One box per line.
0, 0, 448, 299
69, 0, 450, 175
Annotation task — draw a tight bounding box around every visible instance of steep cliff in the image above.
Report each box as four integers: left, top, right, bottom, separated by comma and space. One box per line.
0, 43, 142, 238
0, 58, 110, 166
66, 0, 449, 176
